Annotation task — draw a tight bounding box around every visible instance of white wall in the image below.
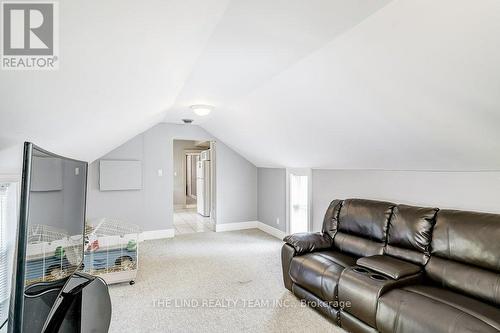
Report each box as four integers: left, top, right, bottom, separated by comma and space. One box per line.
87, 123, 257, 231
312, 169, 500, 231
0, 145, 23, 175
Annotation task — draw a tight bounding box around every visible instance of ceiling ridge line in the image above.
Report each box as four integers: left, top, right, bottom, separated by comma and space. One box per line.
88, 1, 235, 163
167, 0, 234, 112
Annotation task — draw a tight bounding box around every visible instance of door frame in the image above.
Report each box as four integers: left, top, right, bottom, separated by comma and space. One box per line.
209, 141, 217, 225
285, 168, 312, 234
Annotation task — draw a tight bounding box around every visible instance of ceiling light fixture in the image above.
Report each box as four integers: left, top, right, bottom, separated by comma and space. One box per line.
190, 105, 213, 116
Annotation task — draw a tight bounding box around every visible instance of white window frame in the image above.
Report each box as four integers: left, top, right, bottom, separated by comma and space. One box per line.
285, 168, 312, 234
0, 175, 20, 330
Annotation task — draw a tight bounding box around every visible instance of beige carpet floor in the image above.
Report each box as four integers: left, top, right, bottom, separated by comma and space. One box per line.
108, 229, 345, 333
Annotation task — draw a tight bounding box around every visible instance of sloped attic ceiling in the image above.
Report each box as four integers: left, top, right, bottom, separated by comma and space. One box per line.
2, 0, 500, 172
0, 0, 231, 170
165, 0, 500, 171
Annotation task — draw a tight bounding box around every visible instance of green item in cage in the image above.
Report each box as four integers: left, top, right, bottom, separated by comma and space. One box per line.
127, 240, 137, 251
54, 246, 65, 258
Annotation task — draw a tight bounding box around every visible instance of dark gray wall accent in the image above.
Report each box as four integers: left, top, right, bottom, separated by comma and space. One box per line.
86, 123, 257, 231
28, 158, 86, 236
257, 168, 286, 232
61, 159, 87, 236
30, 157, 63, 191
28, 191, 63, 229
312, 169, 500, 232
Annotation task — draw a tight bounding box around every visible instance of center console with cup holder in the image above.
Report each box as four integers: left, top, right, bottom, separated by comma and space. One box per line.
338, 258, 422, 332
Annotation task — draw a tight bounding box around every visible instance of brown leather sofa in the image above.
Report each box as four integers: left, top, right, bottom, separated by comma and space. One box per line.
281, 198, 500, 333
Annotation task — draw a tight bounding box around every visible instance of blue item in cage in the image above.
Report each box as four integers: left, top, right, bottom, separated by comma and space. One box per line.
83, 247, 137, 271
25, 255, 71, 281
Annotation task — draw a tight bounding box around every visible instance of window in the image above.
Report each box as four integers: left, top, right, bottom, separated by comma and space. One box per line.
0, 182, 17, 330
287, 169, 311, 234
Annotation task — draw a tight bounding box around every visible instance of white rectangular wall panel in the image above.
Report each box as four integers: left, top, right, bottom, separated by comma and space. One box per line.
99, 160, 142, 191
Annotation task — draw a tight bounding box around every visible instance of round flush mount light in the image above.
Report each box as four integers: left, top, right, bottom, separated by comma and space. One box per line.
190, 105, 213, 116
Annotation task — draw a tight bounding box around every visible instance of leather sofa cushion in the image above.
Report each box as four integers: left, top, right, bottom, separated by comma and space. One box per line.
289, 251, 357, 303
283, 232, 332, 255
432, 209, 500, 271
384, 245, 428, 266
333, 232, 384, 258
340, 311, 378, 333
426, 256, 500, 306
377, 285, 500, 333
338, 199, 395, 242
356, 255, 421, 280
292, 284, 338, 322
321, 199, 343, 239
386, 204, 438, 264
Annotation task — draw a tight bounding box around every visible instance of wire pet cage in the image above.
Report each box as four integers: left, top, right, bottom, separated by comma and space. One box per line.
83, 219, 141, 285
25, 224, 83, 286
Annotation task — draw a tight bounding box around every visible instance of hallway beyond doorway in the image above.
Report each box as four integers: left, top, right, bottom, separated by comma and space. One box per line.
173, 207, 214, 235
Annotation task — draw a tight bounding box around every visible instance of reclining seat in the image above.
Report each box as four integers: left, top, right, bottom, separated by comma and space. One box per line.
281, 199, 395, 321
338, 204, 439, 332
376, 209, 500, 333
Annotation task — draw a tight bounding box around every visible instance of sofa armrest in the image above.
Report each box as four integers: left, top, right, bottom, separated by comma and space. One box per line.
281, 244, 295, 291
283, 232, 332, 255
356, 255, 422, 280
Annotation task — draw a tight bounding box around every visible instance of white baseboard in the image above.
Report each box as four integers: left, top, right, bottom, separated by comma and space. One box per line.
256, 222, 286, 240
215, 221, 258, 232
140, 222, 285, 241
215, 221, 286, 239
140, 228, 175, 241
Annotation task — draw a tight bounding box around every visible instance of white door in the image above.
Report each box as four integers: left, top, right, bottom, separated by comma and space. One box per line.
287, 169, 312, 234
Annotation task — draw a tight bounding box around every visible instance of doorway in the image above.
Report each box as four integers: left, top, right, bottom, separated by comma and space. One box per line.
173, 140, 215, 235
286, 168, 312, 234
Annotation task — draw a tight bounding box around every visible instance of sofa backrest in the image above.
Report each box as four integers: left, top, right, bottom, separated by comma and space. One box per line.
425, 209, 500, 306
385, 204, 438, 265
332, 199, 395, 257
321, 199, 343, 239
